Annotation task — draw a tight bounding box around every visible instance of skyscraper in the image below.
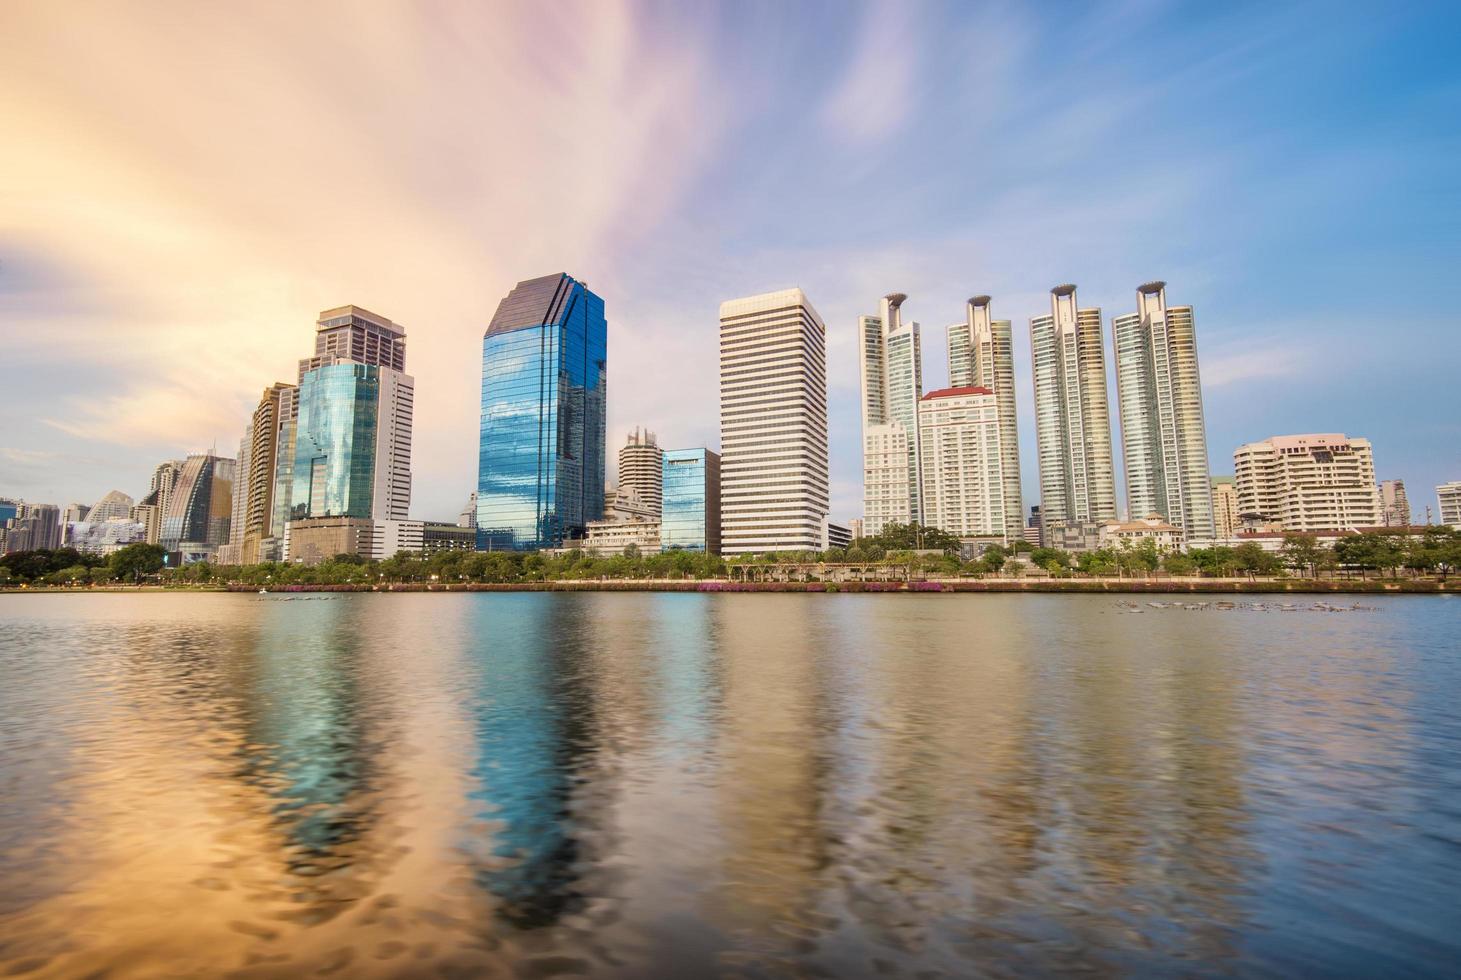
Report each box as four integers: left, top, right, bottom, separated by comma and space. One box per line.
290, 306, 413, 524
859, 293, 923, 535
219, 423, 253, 564
618, 428, 664, 517
1112, 282, 1214, 541
1029, 284, 1117, 542
241, 382, 296, 563
917, 386, 1006, 539
1211, 476, 1239, 541
1438, 482, 1461, 529
477, 273, 607, 551
1380, 479, 1411, 526
661, 447, 721, 554
160, 454, 236, 559
1234, 434, 1381, 531
946, 296, 1023, 544
720, 288, 828, 555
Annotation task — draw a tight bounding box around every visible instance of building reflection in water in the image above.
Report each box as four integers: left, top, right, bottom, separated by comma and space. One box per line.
1, 592, 1455, 978
461, 594, 599, 929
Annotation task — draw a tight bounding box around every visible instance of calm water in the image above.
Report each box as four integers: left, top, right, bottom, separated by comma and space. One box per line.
1, 593, 1459, 978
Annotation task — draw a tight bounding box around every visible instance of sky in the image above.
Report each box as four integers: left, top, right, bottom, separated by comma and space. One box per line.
2, 1, 1459, 526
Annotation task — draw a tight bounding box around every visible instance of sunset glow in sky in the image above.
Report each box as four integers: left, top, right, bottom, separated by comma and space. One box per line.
3, 2, 1457, 522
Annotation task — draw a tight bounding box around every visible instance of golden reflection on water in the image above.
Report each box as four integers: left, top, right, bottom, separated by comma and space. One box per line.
0, 592, 1457, 978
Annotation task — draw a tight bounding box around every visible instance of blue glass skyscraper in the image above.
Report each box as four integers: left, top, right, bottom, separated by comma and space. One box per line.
660, 448, 721, 554
477, 274, 607, 550
290, 363, 381, 520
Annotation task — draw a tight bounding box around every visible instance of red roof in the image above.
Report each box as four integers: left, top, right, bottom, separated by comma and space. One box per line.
921, 385, 992, 400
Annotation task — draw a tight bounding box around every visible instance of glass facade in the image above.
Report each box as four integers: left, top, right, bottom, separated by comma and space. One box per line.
290, 363, 380, 520
477, 274, 606, 551
660, 448, 721, 554
160, 454, 234, 550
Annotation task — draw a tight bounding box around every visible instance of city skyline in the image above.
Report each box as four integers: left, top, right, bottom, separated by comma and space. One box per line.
2, 3, 1457, 523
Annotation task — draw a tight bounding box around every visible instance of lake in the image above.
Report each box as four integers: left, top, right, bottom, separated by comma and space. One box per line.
1, 592, 1458, 977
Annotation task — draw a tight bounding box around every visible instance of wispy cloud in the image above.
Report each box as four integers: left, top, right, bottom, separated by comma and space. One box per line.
819, 4, 919, 145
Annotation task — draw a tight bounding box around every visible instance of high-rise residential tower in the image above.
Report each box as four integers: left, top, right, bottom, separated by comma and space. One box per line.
290, 307, 414, 524
220, 424, 253, 564
1438, 482, 1461, 528
236, 382, 297, 563
1233, 434, 1381, 531
1379, 479, 1411, 526
946, 296, 1023, 544
477, 273, 607, 550
859, 293, 923, 535
1211, 476, 1239, 541
917, 386, 1006, 539
1112, 282, 1214, 541
618, 428, 664, 517
1029, 284, 1117, 539
720, 288, 828, 555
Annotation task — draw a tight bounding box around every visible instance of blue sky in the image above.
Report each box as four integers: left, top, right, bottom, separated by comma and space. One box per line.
2, 1, 1458, 525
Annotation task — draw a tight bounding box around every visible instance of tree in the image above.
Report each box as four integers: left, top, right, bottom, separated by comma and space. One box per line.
1029, 547, 1071, 576
866, 522, 961, 554
1233, 542, 1281, 579
1162, 553, 1196, 577
977, 544, 1009, 575
109, 542, 166, 582
1280, 533, 1330, 579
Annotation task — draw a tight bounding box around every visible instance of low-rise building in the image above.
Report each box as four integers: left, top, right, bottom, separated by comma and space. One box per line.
825, 522, 851, 550
423, 522, 475, 554
584, 518, 661, 555
1099, 515, 1184, 552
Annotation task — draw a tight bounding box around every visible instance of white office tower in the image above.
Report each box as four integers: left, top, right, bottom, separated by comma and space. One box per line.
859, 293, 924, 535
946, 297, 1023, 544
719, 288, 829, 555
1111, 282, 1215, 543
375, 368, 415, 520
618, 428, 664, 516
918, 386, 1006, 539
1029, 284, 1117, 540
1234, 434, 1381, 531
221, 423, 253, 563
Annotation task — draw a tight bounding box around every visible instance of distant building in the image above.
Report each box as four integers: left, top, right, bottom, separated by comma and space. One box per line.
1438, 482, 1461, 528
1, 502, 61, 553
423, 522, 476, 555
299, 304, 406, 377
1234, 434, 1381, 532
161, 454, 236, 560
619, 428, 663, 517
720, 288, 828, 555
661, 447, 721, 554
824, 522, 852, 550
1380, 479, 1411, 526
603, 485, 657, 522
916, 386, 1006, 540
1030, 284, 1117, 543
946, 296, 1023, 544
237, 382, 298, 563
860, 293, 923, 535
1112, 282, 1214, 542
457, 492, 477, 528
282, 516, 469, 564
68, 518, 147, 556
848, 518, 865, 540
1099, 515, 1184, 552
477, 273, 606, 551
86, 489, 135, 524
584, 518, 661, 555
1211, 476, 1240, 542
1027, 504, 1043, 546
62, 503, 90, 525
139, 461, 184, 544
218, 424, 253, 565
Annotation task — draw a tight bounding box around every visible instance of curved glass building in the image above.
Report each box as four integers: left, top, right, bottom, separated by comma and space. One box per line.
477, 274, 607, 551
